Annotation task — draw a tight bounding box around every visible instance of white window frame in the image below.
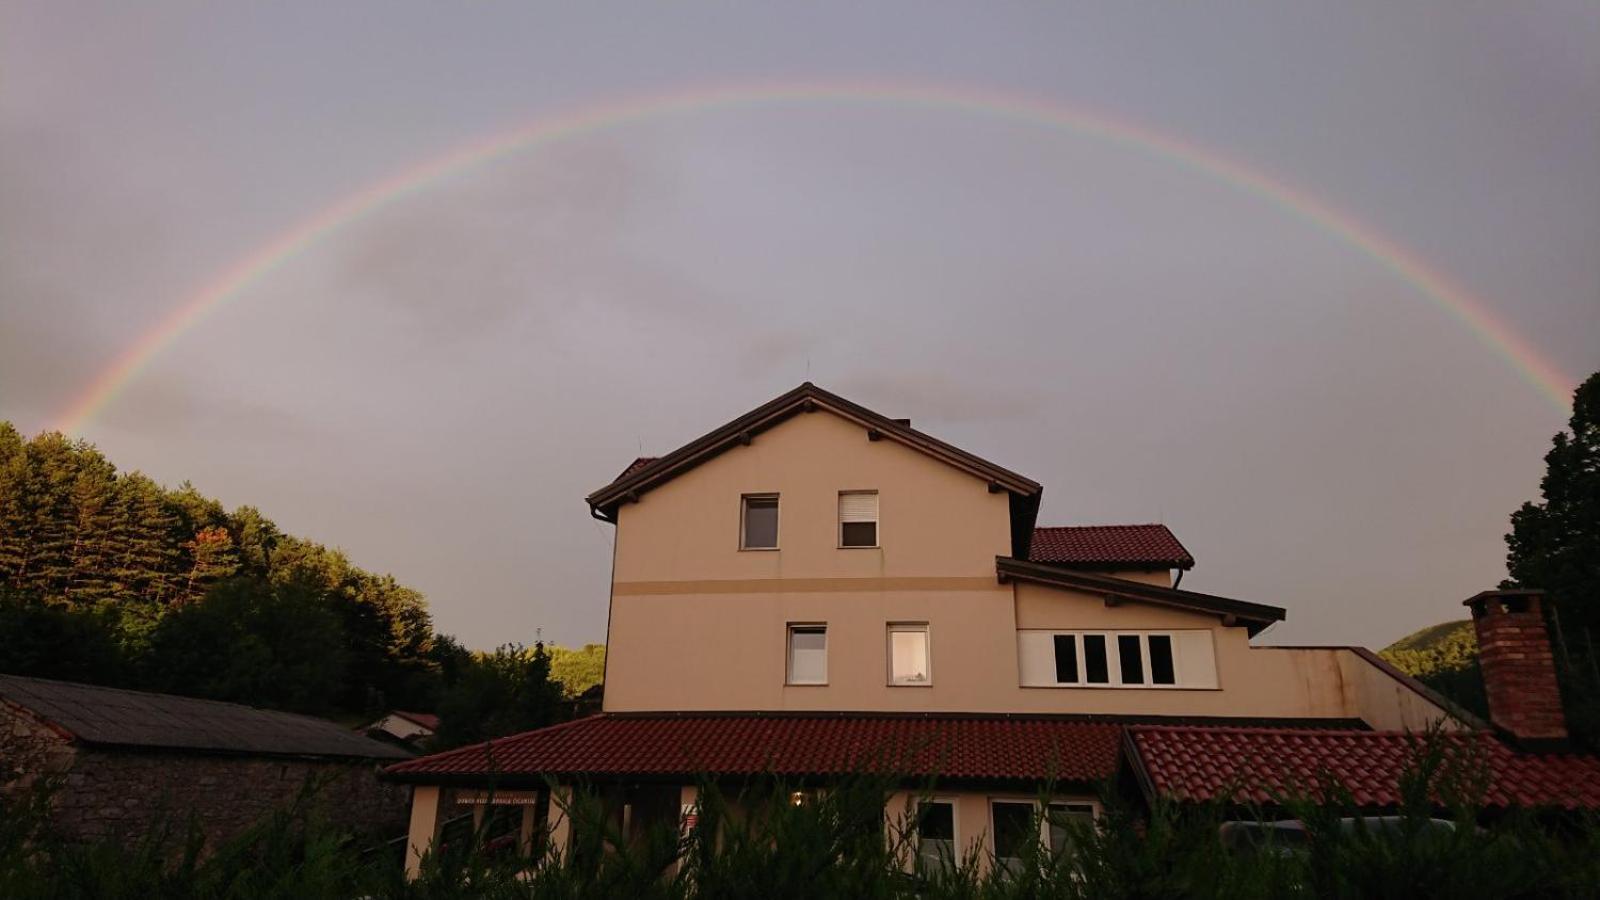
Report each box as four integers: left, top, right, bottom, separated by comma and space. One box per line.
886, 622, 932, 687
785, 623, 828, 686
739, 493, 780, 551
838, 490, 880, 548
913, 796, 960, 875
989, 796, 1101, 872
1019, 629, 1212, 689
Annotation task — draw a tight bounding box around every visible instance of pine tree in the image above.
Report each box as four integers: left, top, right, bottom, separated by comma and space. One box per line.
1505, 370, 1600, 741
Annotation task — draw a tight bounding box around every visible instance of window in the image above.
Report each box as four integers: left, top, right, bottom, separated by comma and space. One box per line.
990, 801, 1035, 877
741, 494, 779, 549
1082, 634, 1110, 684
991, 799, 1099, 875
888, 623, 930, 685
1017, 630, 1217, 688
786, 625, 827, 685
915, 799, 957, 876
1045, 802, 1097, 860
838, 491, 879, 547
1147, 634, 1176, 685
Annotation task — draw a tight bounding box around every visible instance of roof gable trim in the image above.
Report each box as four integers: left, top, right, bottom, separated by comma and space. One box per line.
588, 383, 1040, 516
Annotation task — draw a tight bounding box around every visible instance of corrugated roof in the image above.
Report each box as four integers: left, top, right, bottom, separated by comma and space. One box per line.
0, 674, 411, 760
386, 713, 1123, 783
1030, 524, 1194, 569
1129, 725, 1600, 810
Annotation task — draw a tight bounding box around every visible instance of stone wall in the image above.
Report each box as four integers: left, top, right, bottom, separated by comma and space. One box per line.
1, 702, 410, 849
1, 699, 78, 793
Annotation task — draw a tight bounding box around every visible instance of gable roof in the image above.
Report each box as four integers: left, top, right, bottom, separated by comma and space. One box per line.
0, 674, 411, 761
587, 383, 1041, 519
1030, 524, 1195, 570
996, 556, 1285, 635
1127, 725, 1600, 810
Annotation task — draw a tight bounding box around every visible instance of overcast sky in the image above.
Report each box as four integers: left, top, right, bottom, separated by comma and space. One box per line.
3, 2, 1596, 650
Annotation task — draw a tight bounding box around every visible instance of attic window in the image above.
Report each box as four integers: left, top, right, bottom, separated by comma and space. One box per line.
838, 491, 879, 548
741, 494, 779, 550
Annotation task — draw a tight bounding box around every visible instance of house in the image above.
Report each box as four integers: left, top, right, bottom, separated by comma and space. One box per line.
0, 675, 414, 848
385, 383, 1599, 876
364, 710, 441, 748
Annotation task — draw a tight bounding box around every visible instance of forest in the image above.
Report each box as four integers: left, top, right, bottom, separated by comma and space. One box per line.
0, 422, 592, 743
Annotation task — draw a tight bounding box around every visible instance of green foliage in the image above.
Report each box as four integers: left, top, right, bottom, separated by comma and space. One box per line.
1504, 371, 1600, 743
0, 423, 447, 719
547, 643, 606, 698
1381, 620, 1488, 719
433, 644, 567, 749
143, 578, 351, 714
5, 755, 1599, 900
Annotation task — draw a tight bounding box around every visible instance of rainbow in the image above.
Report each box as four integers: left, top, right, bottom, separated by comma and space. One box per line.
52, 81, 1575, 433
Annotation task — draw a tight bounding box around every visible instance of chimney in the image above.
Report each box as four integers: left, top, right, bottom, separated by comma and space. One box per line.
1464, 589, 1567, 745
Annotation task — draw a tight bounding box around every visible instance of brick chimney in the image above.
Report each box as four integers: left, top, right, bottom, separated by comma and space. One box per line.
1464, 589, 1567, 744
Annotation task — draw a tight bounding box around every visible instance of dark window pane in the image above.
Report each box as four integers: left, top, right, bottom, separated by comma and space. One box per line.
992, 802, 1035, 860
1083, 635, 1109, 684
917, 801, 954, 841
841, 521, 877, 547
1118, 635, 1144, 685
1053, 635, 1078, 683
743, 496, 778, 548
1148, 635, 1176, 684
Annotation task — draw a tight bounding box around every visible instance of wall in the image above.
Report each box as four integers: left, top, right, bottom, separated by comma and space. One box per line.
606, 409, 1014, 712
1, 702, 409, 849
601, 408, 1459, 729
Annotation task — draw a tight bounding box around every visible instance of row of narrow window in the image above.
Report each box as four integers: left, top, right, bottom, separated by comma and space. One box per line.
741, 491, 878, 550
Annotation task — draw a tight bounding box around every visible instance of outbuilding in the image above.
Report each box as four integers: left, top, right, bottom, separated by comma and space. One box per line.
0, 674, 413, 848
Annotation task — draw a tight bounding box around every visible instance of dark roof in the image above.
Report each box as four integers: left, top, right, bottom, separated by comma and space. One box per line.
996, 557, 1285, 635
587, 383, 1042, 519
1127, 725, 1600, 810
0, 675, 411, 761
385, 713, 1121, 785
1030, 524, 1194, 570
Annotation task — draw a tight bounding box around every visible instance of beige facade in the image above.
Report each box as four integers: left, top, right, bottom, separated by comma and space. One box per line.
601, 406, 1454, 731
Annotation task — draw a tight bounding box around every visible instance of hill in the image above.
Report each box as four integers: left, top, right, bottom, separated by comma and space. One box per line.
1380, 619, 1486, 719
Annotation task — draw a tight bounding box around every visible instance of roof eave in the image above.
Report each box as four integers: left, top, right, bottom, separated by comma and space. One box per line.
995, 557, 1286, 634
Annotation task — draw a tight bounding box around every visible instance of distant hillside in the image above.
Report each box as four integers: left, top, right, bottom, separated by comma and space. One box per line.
1384, 619, 1475, 657
1381, 619, 1486, 719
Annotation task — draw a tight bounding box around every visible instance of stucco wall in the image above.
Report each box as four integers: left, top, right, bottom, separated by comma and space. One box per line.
0, 702, 409, 848
612, 410, 1014, 585
601, 408, 1458, 729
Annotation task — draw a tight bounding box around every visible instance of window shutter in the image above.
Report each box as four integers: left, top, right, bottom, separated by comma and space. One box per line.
839, 492, 878, 522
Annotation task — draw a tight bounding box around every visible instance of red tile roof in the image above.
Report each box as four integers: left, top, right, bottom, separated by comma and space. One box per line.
385, 714, 1123, 784
1030, 525, 1194, 570
393, 711, 440, 730
1129, 726, 1600, 810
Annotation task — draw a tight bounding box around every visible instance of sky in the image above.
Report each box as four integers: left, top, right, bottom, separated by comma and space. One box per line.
2, 2, 1596, 651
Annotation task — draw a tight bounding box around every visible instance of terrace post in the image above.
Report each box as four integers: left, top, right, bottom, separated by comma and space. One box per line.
544, 784, 574, 864
403, 785, 447, 880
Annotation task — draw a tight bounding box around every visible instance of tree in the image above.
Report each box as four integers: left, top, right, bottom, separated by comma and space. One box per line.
145, 577, 350, 714
0, 586, 126, 684
434, 643, 566, 749
1505, 370, 1600, 741
548, 643, 607, 698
